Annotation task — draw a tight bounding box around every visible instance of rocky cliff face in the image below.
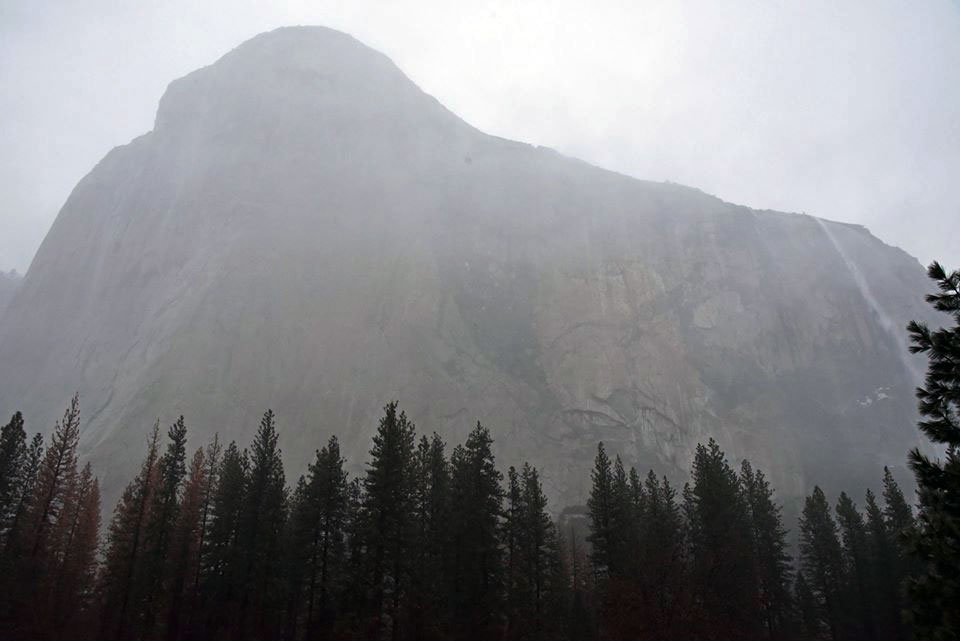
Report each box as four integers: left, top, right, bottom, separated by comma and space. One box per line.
0, 270, 21, 320
0, 27, 936, 509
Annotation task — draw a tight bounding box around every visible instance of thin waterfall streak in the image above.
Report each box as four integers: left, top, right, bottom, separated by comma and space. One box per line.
814, 217, 921, 381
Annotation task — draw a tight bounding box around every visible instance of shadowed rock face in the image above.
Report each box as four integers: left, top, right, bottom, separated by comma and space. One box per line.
0, 27, 937, 510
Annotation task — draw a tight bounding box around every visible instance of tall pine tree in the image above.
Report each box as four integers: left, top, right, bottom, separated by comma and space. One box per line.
200, 440, 248, 638
740, 460, 793, 640
409, 433, 450, 640
684, 439, 758, 640
98, 423, 161, 641
835, 492, 876, 640
799, 486, 845, 641
449, 422, 504, 641
139, 416, 189, 638
362, 401, 417, 640
0, 412, 27, 542
586, 443, 616, 581
905, 261, 960, 638
236, 410, 287, 640
287, 435, 349, 639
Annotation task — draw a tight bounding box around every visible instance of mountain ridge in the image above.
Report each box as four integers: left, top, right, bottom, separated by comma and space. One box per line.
0, 26, 935, 511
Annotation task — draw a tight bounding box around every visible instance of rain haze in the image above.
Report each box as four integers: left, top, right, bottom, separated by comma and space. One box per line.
2, 0, 958, 273
3, 4, 960, 638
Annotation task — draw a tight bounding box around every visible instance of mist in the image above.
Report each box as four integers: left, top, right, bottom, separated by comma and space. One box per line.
3, 5, 960, 639
2, 0, 958, 272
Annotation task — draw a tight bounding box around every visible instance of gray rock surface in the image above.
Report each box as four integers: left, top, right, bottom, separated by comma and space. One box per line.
0, 270, 21, 320
0, 27, 938, 511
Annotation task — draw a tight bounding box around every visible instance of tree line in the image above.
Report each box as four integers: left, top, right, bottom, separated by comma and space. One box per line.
0, 260, 955, 641
0, 399, 920, 641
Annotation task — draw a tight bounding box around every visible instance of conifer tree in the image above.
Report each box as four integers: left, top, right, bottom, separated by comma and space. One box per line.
363, 401, 417, 640
905, 261, 960, 638
864, 488, 907, 641
740, 460, 793, 640
684, 439, 758, 639
201, 441, 248, 637
505, 465, 524, 637
449, 422, 504, 641
409, 433, 450, 640
0, 411, 27, 540
637, 470, 687, 640
799, 486, 845, 641
236, 410, 287, 640
48, 462, 100, 639
165, 447, 207, 640
289, 435, 349, 639
882, 468, 916, 540
188, 435, 221, 619
139, 416, 189, 638
609, 456, 636, 577
98, 423, 161, 641
566, 524, 595, 641
282, 476, 310, 639
628, 467, 643, 517
22, 394, 81, 563
340, 476, 366, 628
794, 572, 821, 641
598, 455, 643, 641
835, 492, 875, 640
516, 463, 563, 641
1, 431, 43, 575
586, 443, 615, 580
4, 395, 84, 638
0, 413, 38, 623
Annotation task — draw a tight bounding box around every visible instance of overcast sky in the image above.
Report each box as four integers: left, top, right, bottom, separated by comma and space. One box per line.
2, 0, 958, 273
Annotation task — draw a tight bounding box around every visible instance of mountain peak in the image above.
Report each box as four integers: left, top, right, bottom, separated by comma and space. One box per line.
154, 25, 458, 139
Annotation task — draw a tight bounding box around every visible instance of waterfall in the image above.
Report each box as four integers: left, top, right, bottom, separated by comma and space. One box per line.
814, 217, 921, 381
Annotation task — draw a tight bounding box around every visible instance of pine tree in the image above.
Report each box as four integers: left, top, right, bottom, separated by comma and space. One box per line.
1, 431, 43, 573
835, 492, 876, 640
201, 441, 248, 637
516, 463, 563, 641
363, 401, 417, 640
22, 394, 81, 563
505, 464, 523, 638
288, 435, 349, 639
186, 434, 220, 633
597, 455, 643, 641
684, 439, 758, 639
165, 447, 207, 641
0, 412, 27, 541
98, 423, 161, 641
4, 395, 84, 638
566, 524, 595, 641
794, 572, 821, 641
637, 470, 687, 640
864, 488, 907, 641
408, 433, 450, 640
882, 468, 916, 541
740, 461, 793, 640
905, 261, 960, 638
609, 456, 636, 577
48, 462, 100, 639
799, 486, 845, 641
139, 416, 189, 638
449, 422, 504, 641
340, 476, 366, 630
236, 410, 288, 640
586, 443, 615, 581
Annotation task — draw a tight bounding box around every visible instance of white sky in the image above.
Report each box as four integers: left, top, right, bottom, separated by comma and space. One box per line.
2, 0, 958, 272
